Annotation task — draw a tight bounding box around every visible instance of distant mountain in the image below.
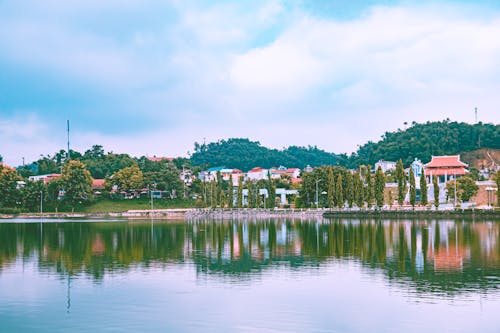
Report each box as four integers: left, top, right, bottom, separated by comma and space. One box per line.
346, 120, 500, 167
189, 138, 344, 171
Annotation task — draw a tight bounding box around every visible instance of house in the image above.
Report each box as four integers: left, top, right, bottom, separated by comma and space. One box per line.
198, 166, 225, 182
246, 167, 269, 181
92, 179, 105, 195
424, 155, 468, 184
375, 160, 397, 173
28, 174, 61, 184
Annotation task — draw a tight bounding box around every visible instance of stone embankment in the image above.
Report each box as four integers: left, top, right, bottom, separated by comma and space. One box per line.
186, 208, 325, 220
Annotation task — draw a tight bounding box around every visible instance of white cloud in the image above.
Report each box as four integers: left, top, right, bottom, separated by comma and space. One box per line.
1, 2, 500, 167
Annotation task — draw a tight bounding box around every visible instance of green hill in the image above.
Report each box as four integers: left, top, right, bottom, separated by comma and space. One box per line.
189, 138, 344, 171
189, 121, 499, 170
347, 120, 500, 167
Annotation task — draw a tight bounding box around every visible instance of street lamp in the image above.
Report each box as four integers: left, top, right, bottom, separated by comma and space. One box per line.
315, 179, 322, 209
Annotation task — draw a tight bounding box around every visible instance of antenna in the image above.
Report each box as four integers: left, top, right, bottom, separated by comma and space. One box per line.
475, 107, 478, 123
67, 120, 70, 160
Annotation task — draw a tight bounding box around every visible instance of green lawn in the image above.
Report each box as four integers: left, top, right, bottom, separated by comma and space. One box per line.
77, 198, 197, 213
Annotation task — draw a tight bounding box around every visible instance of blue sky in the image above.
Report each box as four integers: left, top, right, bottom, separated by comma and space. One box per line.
1, 0, 500, 166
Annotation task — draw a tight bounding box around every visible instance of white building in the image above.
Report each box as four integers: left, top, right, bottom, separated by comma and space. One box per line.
374, 160, 397, 173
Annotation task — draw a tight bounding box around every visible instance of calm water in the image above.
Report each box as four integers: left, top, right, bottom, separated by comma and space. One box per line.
1, 217, 500, 332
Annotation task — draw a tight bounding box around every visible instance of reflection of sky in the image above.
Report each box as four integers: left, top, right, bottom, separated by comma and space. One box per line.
1, 259, 500, 333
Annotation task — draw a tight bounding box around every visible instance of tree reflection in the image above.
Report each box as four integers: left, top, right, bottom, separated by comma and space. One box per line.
0, 218, 499, 295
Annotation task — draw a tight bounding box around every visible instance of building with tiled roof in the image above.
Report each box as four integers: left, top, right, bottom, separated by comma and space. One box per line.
424, 155, 468, 183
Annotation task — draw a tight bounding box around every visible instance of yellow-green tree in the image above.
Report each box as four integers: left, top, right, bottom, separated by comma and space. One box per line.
0, 163, 21, 207
113, 165, 144, 191
60, 160, 93, 206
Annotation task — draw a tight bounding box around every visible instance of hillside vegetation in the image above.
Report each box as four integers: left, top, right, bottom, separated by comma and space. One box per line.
190, 138, 344, 171
348, 120, 499, 167
190, 121, 499, 169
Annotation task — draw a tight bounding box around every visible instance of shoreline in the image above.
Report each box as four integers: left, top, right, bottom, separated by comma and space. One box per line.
1, 207, 499, 220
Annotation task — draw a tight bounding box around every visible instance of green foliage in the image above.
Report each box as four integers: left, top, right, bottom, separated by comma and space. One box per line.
495, 170, 500, 207
433, 175, 440, 208
266, 171, 276, 208
20, 180, 47, 212
365, 166, 374, 207
335, 173, 343, 208
345, 172, 354, 208
60, 160, 93, 206
353, 171, 363, 208
374, 166, 385, 208
113, 165, 144, 191
237, 176, 243, 208
190, 138, 344, 171
445, 176, 479, 202
0, 164, 21, 207
247, 180, 255, 208
396, 160, 406, 206
420, 174, 428, 206
327, 167, 335, 208
348, 120, 500, 167
228, 175, 234, 208
458, 176, 479, 202
409, 168, 416, 208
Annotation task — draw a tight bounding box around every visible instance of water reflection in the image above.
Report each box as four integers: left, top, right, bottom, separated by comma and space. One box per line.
1, 218, 499, 295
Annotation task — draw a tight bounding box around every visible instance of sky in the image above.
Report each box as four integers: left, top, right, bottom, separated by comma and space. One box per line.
1, 0, 500, 167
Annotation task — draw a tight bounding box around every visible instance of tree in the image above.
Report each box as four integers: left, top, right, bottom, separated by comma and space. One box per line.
0, 163, 21, 207
335, 173, 343, 208
420, 174, 428, 206
113, 165, 144, 191
396, 160, 406, 205
457, 176, 479, 202
353, 171, 363, 208
495, 170, 500, 207
237, 176, 243, 208
345, 172, 354, 208
445, 177, 478, 203
433, 175, 440, 208
409, 168, 416, 208
247, 180, 255, 208
327, 167, 335, 208
267, 172, 276, 208
21, 180, 47, 212
365, 166, 374, 208
228, 174, 234, 208
374, 166, 385, 208
60, 160, 93, 207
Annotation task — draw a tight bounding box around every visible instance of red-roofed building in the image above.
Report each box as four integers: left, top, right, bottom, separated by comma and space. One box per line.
424, 155, 468, 183
28, 174, 61, 184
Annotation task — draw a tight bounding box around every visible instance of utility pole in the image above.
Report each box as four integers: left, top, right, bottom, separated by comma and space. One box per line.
67, 120, 70, 160
40, 191, 43, 215
315, 179, 322, 209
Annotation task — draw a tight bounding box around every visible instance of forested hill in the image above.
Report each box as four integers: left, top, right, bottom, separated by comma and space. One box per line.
189, 121, 499, 170
189, 138, 344, 171
347, 120, 500, 167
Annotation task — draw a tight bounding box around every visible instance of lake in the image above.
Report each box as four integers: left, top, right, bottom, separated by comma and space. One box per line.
1, 217, 499, 332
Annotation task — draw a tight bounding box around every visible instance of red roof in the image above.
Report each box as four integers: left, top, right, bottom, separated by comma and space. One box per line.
92, 179, 105, 190
424, 155, 468, 168
425, 168, 468, 177
249, 167, 264, 173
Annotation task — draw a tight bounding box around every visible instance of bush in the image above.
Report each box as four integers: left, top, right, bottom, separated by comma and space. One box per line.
0, 207, 27, 214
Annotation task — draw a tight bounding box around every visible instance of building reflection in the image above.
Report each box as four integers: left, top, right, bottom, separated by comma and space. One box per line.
0, 218, 499, 294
